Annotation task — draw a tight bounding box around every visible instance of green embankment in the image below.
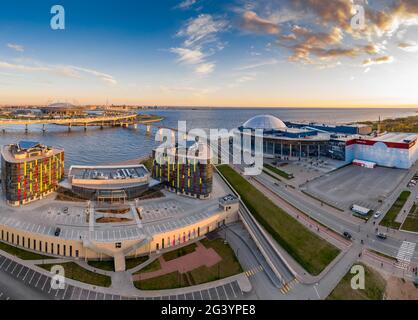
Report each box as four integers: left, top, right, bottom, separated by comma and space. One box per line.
217, 165, 340, 276
380, 191, 411, 229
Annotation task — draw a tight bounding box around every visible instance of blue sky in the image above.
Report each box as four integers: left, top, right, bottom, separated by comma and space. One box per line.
1, 0, 418, 107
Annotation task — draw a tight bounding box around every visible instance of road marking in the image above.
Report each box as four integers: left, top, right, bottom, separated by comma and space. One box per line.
62, 285, 69, 299
5, 260, 13, 271
228, 283, 238, 298
41, 277, 49, 291
396, 241, 416, 269
15, 265, 24, 277
11, 263, 19, 274
313, 284, 321, 299
70, 287, 78, 300
22, 268, 30, 281
213, 288, 220, 300
28, 271, 36, 284
222, 285, 229, 301
35, 274, 43, 287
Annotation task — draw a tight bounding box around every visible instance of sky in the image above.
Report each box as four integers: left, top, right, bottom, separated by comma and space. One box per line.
0, 0, 418, 108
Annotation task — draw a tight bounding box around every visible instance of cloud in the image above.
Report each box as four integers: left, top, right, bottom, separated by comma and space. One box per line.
175, 0, 197, 10
236, 58, 279, 71
177, 14, 228, 47
398, 41, 418, 52
362, 55, 394, 66
7, 43, 24, 52
172, 14, 228, 75
240, 11, 280, 34
0, 60, 117, 85
170, 47, 204, 64
234, 0, 418, 68
195, 63, 215, 75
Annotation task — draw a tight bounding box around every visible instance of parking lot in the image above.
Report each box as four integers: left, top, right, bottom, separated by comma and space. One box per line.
304, 165, 408, 211
0, 253, 246, 300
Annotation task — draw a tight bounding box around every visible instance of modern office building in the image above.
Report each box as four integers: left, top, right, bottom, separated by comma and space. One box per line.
67, 165, 150, 202
239, 115, 418, 169
1, 141, 65, 206
152, 141, 213, 198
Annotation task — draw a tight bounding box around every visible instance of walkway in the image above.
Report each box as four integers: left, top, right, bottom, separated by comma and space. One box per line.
133, 242, 221, 281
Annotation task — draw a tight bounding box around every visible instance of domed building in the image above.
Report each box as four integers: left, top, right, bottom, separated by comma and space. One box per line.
236, 114, 418, 169
243, 115, 287, 131
238, 115, 330, 160
40, 103, 85, 116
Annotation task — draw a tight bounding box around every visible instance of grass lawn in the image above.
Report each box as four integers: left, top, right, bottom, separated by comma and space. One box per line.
134, 271, 189, 290
126, 256, 149, 270
133, 259, 161, 275
88, 260, 114, 272
0, 241, 55, 260
380, 190, 411, 229
133, 238, 242, 290
264, 164, 293, 179
327, 264, 386, 300
187, 238, 242, 285
162, 243, 197, 262
218, 165, 340, 276
262, 169, 281, 182
401, 202, 418, 232
39, 262, 111, 287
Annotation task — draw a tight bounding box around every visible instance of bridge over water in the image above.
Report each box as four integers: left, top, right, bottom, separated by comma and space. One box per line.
0, 113, 163, 132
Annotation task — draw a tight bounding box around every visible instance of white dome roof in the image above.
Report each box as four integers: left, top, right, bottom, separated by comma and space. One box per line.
243, 115, 287, 130
47, 102, 76, 108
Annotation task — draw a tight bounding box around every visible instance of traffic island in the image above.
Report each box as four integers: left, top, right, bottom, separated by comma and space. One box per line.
38, 262, 112, 287
327, 263, 386, 300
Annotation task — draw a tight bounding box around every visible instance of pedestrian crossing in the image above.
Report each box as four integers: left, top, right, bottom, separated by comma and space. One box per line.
244, 265, 263, 277
395, 241, 416, 270
280, 278, 299, 294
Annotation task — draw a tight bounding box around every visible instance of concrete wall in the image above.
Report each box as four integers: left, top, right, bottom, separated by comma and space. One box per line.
346, 142, 414, 169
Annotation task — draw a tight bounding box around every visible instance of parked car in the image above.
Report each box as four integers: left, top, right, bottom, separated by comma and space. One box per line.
343, 231, 352, 240
376, 232, 387, 240
54, 227, 61, 237
373, 211, 382, 219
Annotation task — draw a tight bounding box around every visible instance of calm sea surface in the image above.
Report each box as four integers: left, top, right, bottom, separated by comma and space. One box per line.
0, 108, 416, 167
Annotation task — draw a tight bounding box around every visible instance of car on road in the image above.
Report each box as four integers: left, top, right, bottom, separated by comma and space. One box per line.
376, 232, 387, 240
373, 211, 382, 219
343, 231, 352, 240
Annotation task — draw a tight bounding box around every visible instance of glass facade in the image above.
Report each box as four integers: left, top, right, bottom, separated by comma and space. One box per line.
152, 149, 213, 198
1, 149, 64, 205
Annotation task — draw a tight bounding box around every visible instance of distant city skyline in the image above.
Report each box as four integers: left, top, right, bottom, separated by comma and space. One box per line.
1, 0, 418, 107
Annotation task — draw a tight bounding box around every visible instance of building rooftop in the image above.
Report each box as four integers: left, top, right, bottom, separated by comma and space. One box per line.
371, 132, 418, 144
69, 164, 150, 187
243, 115, 287, 130
1, 142, 63, 163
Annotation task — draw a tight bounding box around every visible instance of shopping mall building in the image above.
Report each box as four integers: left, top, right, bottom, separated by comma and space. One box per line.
239, 115, 418, 169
